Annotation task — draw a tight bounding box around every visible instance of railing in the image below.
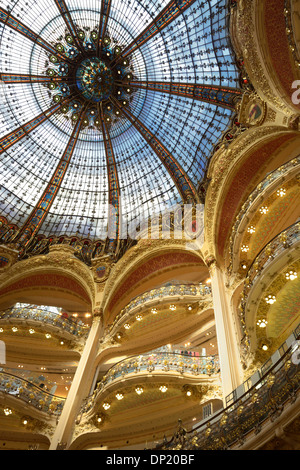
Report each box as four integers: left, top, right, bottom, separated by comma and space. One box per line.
228, 156, 300, 274
284, 0, 300, 69
104, 283, 212, 338
153, 328, 300, 450
81, 352, 220, 415
124, 284, 212, 311
239, 222, 300, 340
0, 306, 89, 338
0, 369, 65, 416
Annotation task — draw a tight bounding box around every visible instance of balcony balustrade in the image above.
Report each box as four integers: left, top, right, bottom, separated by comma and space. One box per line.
104, 283, 212, 338
0, 305, 89, 338
81, 352, 220, 415
0, 369, 65, 416
154, 325, 300, 450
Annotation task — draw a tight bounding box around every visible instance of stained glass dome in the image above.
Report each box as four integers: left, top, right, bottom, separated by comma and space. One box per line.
0, 0, 241, 247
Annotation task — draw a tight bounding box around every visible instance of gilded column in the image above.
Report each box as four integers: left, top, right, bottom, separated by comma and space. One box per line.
49, 309, 104, 450
207, 258, 243, 401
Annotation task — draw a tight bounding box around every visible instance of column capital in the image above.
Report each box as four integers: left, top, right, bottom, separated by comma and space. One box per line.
205, 256, 219, 274
93, 308, 104, 322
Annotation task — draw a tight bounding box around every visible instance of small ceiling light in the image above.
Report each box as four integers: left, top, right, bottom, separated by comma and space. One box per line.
159, 385, 168, 393
4, 408, 12, 416
29, 329, 35, 334
277, 188, 286, 197
135, 386, 144, 395
259, 206, 269, 215
257, 319, 268, 328
103, 402, 110, 410
124, 323, 131, 329
169, 305, 176, 311
12, 327, 18, 332
262, 344, 269, 351
206, 278, 211, 284
97, 416, 102, 423
286, 270, 298, 281
265, 295, 276, 305
151, 308, 158, 314
116, 393, 124, 400
136, 314, 143, 321
241, 245, 249, 252
187, 305, 193, 311
247, 225, 256, 234
186, 390, 192, 397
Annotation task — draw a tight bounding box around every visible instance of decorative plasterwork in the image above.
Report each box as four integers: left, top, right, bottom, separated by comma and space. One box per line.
0, 244, 19, 272
228, 156, 300, 273
204, 125, 296, 262
101, 239, 205, 316
235, 0, 298, 115
0, 244, 95, 308
91, 255, 115, 285
239, 222, 300, 357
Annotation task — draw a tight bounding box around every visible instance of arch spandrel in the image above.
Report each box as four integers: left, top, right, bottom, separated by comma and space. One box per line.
204, 126, 300, 265
101, 239, 208, 325
0, 245, 95, 312
233, 0, 300, 115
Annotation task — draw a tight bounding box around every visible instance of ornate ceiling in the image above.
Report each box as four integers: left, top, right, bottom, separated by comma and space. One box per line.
0, 0, 240, 246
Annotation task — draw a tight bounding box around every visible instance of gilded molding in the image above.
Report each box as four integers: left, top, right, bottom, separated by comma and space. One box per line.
101, 238, 205, 312
235, 0, 295, 115
205, 125, 289, 259
0, 244, 96, 303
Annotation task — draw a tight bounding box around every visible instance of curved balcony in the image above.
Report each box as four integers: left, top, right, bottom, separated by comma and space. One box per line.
228, 156, 300, 274
0, 369, 65, 416
103, 283, 212, 340
239, 222, 300, 344
154, 325, 300, 450
80, 352, 220, 416
0, 305, 89, 339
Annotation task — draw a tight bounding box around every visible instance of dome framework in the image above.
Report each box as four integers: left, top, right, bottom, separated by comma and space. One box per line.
0, 0, 241, 255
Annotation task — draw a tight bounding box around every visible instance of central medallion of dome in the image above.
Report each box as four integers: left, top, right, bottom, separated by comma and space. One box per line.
76, 57, 114, 103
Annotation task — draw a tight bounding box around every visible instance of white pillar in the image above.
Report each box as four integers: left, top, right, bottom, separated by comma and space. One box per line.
209, 261, 243, 401
49, 311, 103, 450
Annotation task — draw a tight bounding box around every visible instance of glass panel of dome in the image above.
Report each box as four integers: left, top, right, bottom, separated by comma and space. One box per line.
0, 0, 240, 246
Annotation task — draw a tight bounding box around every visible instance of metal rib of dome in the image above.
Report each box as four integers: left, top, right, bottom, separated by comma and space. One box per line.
0, 0, 241, 246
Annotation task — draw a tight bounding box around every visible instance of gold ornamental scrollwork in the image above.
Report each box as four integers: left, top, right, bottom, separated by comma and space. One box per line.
91, 255, 115, 284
